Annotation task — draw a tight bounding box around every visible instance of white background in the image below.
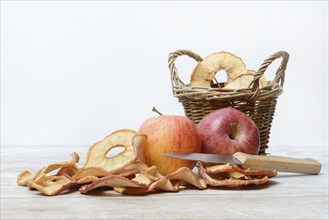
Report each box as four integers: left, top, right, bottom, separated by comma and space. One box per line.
1, 1, 328, 149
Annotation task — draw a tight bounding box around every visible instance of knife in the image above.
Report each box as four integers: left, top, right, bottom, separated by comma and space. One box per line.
161, 152, 322, 175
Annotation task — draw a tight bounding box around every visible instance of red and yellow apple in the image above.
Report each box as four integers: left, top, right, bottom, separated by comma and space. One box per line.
137, 112, 201, 175
198, 107, 260, 156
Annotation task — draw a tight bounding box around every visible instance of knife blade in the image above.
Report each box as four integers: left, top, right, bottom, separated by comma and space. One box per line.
161, 153, 243, 165
161, 152, 322, 174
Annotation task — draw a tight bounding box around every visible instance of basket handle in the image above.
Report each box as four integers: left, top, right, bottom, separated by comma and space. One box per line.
250, 51, 290, 92
168, 49, 203, 93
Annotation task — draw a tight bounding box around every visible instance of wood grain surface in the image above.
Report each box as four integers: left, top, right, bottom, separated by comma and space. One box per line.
1, 145, 328, 219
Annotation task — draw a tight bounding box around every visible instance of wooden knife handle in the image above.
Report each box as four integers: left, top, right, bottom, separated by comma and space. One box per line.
233, 152, 322, 175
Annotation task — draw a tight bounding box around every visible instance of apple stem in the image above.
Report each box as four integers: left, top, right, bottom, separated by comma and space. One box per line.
152, 107, 163, 116
229, 121, 237, 140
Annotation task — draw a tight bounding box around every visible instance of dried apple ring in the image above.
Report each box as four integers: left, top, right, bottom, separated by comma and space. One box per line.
114, 178, 179, 195
115, 166, 207, 195
83, 129, 147, 174
116, 161, 149, 174
73, 167, 109, 181
142, 166, 178, 191
202, 170, 269, 187
223, 70, 268, 90
115, 161, 149, 178
190, 51, 248, 87
77, 176, 100, 185
79, 174, 149, 194
198, 162, 274, 187
113, 166, 178, 195
17, 152, 80, 187
29, 174, 77, 196
205, 163, 277, 178
56, 165, 79, 177
71, 167, 109, 184
166, 167, 207, 189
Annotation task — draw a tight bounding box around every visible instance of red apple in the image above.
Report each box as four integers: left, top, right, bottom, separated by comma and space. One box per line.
137, 111, 201, 175
198, 107, 260, 156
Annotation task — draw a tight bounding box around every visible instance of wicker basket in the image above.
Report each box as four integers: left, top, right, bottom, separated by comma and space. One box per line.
168, 50, 289, 155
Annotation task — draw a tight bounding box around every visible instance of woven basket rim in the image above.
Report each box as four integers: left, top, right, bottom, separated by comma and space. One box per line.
173, 83, 283, 103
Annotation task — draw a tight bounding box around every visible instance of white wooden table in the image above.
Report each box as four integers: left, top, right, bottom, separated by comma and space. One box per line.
1, 145, 328, 219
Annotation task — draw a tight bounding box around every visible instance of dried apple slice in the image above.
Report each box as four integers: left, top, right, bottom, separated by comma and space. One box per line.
198, 163, 273, 187
56, 165, 79, 177
113, 166, 178, 194
223, 70, 267, 90
204, 163, 235, 173
228, 172, 246, 179
114, 178, 179, 195
74, 160, 148, 185
38, 152, 80, 174
166, 167, 207, 189
77, 176, 100, 185
17, 152, 80, 187
113, 167, 176, 194
79, 174, 149, 194
143, 166, 179, 191
29, 173, 77, 196
115, 166, 207, 195
143, 165, 165, 181
201, 170, 269, 187
116, 161, 149, 175
73, 167, 109, 180
205, 163, 277, 178
114, 161, 149, 179
190, 51, 248, 87
72, 167, 110, 185
75, 162, 149, 185
83, 129, 146, 174
17, 170, 34, 186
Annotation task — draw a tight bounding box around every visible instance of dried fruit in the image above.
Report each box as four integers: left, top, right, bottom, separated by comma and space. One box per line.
74, 130, 147, 184
190, 51, 248, 87
114, 166, 206, 195
17, 152, 80, 187
190, 52, 267, 89
83, 129, 146, 173
77, 176, 100, 185
73, 167, 110, 184
29, 174, 77, 196
205, 163, 277, 178
79, 174, 149, 194
198, 162, 276, 187
56, 165, 79, 177
115, 161, 149, 177
114, 178, 178, 195
166, 167, 207, 189
17, 170, 34, 186
17, 152, 80, 195
138, 166, 180, 192
223, 70, 267, 90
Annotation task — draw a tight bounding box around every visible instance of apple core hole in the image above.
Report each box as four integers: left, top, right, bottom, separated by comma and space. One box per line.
214, 70, 227, 85
106, 146, 126, 158
229, 121, 238, 140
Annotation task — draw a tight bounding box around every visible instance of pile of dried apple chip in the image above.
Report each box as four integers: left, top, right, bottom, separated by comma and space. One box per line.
17, 129, 276, 196
199, 162, 277, 187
